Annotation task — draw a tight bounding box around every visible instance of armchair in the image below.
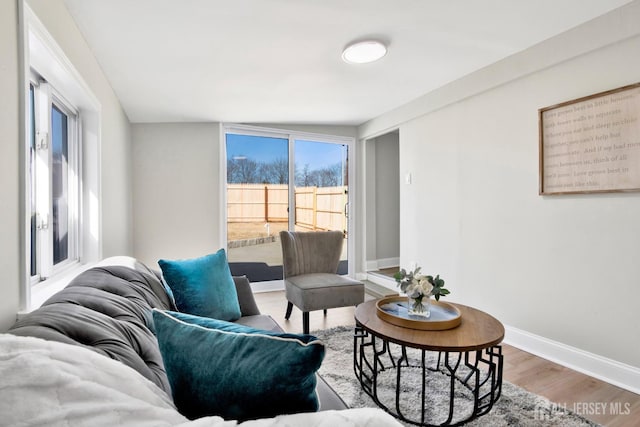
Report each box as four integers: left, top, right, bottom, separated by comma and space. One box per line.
280, 230, 364, 334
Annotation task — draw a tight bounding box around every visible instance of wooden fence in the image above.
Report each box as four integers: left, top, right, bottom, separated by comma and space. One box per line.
227, 183, 347, 231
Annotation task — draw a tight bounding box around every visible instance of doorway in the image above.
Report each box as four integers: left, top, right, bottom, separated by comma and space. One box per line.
365, 130, 400, 288
224, 126, 353, 284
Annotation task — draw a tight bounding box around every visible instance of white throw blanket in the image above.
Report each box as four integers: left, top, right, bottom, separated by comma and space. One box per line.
0, 334, 400, 427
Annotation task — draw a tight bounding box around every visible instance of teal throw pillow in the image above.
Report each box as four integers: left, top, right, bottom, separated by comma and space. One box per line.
152, 309, 325, 421
158, 249, 241, 321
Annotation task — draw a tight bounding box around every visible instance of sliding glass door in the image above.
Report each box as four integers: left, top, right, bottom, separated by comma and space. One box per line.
226, 133, 289, 282
293, 138, 348, 274
225, 127, 351, 282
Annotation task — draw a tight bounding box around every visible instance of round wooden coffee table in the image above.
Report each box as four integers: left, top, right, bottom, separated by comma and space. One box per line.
354, 299, 505, 426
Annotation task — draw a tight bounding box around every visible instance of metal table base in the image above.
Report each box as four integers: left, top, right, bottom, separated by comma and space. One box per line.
353, 326, 503, 426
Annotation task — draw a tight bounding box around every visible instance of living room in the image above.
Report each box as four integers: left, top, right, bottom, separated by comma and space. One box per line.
2, 0, 640, 425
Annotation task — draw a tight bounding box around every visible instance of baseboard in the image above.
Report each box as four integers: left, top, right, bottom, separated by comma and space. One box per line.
365, 257, 399, 271
363, 280, 399, 298
504, 324, 640, 395
250, 279, 284, 293
356, 272, 368, 281
364, 272, 397, 290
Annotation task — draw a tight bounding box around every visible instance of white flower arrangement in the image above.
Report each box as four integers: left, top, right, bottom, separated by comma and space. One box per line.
394, 266, 450, 312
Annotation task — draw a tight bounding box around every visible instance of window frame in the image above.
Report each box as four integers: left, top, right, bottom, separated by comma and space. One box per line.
28, 74, 81, 283
20, 3, 102, 311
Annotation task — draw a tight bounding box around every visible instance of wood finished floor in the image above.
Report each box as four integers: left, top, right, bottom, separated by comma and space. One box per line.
253, 290, 640, 427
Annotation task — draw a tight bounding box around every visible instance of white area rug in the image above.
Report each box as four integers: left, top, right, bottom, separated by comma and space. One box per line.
315, 326, 599, 427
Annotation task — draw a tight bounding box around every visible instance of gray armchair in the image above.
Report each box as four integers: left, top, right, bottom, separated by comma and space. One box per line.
280, 230, 364, 334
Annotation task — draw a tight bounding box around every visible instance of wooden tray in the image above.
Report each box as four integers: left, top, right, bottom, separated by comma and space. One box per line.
376, 296, 462, 330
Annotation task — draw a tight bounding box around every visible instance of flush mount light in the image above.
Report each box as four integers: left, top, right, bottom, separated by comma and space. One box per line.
342, 40, 387, 64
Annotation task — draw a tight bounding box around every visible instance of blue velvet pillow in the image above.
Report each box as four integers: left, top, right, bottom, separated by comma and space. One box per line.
158, 249, 241, 321
152, 310, 325, 421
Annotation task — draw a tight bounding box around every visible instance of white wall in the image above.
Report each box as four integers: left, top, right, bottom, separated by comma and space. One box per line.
365, 140, 377, 262
359, 4, 640, 373
0, 0, 21, 331
364, 132, 400, 265
132, 123, 223, 268
374, 132, 400, 261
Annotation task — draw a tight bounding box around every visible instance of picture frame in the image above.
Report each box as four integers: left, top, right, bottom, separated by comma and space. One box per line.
539, 82, 640, 195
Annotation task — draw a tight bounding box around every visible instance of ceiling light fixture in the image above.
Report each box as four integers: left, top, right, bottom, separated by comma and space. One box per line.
342, 40, 387, 64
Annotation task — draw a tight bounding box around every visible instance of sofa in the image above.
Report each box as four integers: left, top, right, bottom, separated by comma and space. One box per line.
1, 256, 400, 426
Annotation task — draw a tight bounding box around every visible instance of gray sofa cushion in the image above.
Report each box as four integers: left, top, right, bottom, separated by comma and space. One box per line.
9, 265, 174, 394
232, 275, 261, 316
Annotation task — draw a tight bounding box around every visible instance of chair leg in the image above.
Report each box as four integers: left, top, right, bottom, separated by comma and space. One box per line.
285, 302, 293, 320
323, 309, 327, 316
302, 312, 310, 335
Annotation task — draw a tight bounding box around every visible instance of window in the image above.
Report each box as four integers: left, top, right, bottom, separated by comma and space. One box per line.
28, 78, 80, 281
22, 4, 102, 310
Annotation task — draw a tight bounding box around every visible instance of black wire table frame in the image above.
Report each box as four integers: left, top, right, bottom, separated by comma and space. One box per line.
353, 325, 504, 426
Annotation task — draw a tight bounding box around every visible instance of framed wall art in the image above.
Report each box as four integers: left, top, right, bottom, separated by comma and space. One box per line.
539, 83, 640, 195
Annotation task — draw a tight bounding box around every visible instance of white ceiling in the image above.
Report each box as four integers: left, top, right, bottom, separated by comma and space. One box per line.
63, 0, 631, 125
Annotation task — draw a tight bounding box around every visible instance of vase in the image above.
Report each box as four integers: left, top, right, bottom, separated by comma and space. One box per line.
407, 295, 431, 317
